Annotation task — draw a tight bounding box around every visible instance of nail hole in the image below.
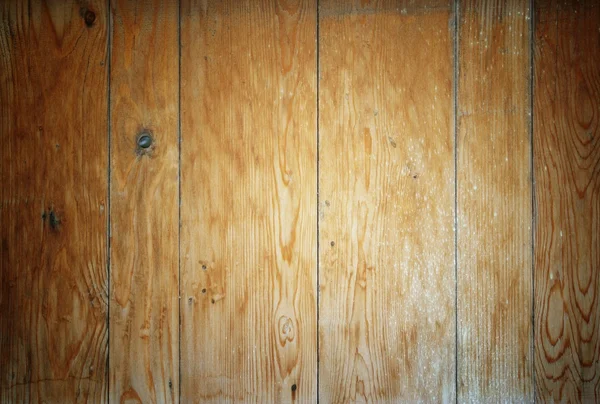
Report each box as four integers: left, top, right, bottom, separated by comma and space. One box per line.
291, 384, 297, 392
202, 264, 207, 270
330, 241, 335, 247
202, 288, 206, 293
211, 299, 215, 304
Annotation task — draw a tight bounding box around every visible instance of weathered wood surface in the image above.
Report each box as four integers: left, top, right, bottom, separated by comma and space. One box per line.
534, 0, 600, 401
180, 1, 317, 402
318, 1, 456, 401
457, 0, 533, 401
0, 1, 109, 402
109, 0, 179, 402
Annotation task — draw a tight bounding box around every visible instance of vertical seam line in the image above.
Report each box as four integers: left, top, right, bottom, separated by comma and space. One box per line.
453, 0, 460, 402
316, 0, 320, 402
177, 0, 182, 401
106, 0, 112, 401
530, 0, 536, 401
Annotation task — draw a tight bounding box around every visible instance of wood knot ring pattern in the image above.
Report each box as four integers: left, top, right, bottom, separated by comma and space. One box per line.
278, 316, 295, 346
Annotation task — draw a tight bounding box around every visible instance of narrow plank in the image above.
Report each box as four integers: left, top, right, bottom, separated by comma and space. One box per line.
109, 0, 179, 402
0, 1, 109, 402
318, 1, 455, 401
457, 0, 533, 401
180, 1, 317, 402
534, 0, 600, 401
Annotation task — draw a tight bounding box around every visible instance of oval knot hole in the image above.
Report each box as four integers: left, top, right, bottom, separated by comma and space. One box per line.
135, 130, 155, 156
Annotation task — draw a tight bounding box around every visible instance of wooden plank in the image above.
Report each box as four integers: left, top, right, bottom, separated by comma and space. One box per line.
109, 0, 179, 402
534, 0, 600, 401
180, 1, 317, 402
318, 1, 455, 401
457, 0, 533, 401
0, 1, 109, 402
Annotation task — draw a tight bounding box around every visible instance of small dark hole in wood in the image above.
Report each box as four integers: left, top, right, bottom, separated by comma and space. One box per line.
291, 384, 297, 392
84, 10, 96, 27
330, 241, 335, 247
168, 380, 172, 389
188, 297, 193, 303
49, 210, 60, 230
202, 264, 207, 270
202, 288, 206, 293
211, 299, 215, 304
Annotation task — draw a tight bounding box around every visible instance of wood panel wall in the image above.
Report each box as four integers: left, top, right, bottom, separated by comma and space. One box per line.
318, 1, 455, 401
1, 0, 598, 403
1, 2, 109, 402
109, 0, 179, 402
179, 1, 317, 402
457, 0, 533, 401
534, 0, 600, 400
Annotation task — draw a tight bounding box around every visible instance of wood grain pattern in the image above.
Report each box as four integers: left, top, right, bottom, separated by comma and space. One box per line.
318, 1, 455, 401
457, 0, 533, 401
0, 1, 109, 402
180, 1, 317, 402
109, 1, 179, 402
534, 0, 600, 401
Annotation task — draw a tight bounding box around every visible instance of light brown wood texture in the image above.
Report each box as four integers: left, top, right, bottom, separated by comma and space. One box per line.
4, 2, 600, 402
534, 0, 600, 401
457, 0, 533, 401
0, 1, 109, 402
109, 1, 179, 402
318, 1, 455, 401
180, 1, 317, 402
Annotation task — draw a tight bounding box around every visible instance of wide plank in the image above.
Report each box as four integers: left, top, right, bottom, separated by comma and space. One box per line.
457, 0, 533, 401
318, 1, 456, 401
0, 1, 109, 402
109, 1, 179, 402
534, 0, 600, 401
180, 1, 317, 402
